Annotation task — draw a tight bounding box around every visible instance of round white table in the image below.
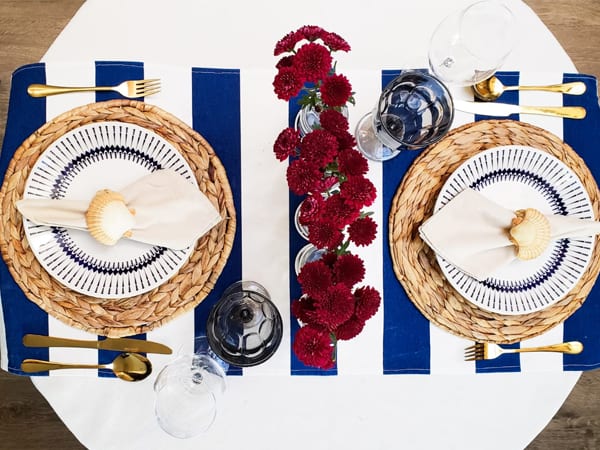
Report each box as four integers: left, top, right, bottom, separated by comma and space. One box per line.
32, 1, 581, 448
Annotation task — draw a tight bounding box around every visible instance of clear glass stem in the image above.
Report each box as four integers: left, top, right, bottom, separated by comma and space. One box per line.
355, 111, 400, 162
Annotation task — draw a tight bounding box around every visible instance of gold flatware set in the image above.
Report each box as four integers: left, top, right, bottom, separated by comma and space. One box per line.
20, 334, 172, 382
468, 75, 587, 119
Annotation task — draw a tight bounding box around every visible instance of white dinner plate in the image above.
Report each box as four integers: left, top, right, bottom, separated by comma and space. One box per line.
435, 145, 595, 315
22, 121, 196, 299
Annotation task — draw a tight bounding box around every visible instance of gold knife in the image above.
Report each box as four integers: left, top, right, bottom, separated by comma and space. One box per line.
23, 334, 172, 355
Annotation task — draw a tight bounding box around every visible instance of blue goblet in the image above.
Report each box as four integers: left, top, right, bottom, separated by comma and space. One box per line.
355, 70, 454, 161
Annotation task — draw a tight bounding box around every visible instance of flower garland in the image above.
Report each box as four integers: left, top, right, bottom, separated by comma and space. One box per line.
272, 26, 382, 370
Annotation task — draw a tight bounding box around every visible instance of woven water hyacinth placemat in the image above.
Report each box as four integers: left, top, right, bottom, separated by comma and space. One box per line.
389, 119, 600, 343
0, 99, 236, 337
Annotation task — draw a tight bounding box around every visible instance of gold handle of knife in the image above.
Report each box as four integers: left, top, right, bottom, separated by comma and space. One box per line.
508, 81, 587, 95
519, 105, 586, 119
23, 334, 101, 349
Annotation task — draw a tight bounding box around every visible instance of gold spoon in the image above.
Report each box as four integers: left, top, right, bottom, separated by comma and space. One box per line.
20, 352, 152, 382
474, 75, 587, 101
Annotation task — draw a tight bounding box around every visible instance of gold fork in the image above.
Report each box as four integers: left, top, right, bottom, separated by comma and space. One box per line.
27, 79, 161, 98
465, 341, 583, 361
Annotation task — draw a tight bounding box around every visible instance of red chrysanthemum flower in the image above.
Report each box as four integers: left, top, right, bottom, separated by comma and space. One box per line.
348, 216, 378, 247
291, 295, 318, 325
334, 315, 366, 341
308, 221, 344, 251
299, 129, 339, 167
273, 127, 300, 161
320, 74, 352, 107
314, 284, 355, 329
299, 194, 324, 226
297, 260, 333, 300
318, 109, 349, 138
333, 253, 365, 287
298, 25, 327, 42
286, 159, 321, 195
322, 31, 351, 52
353, 286, 382, 322
336, 130, 357, 150
337, 148, 369, 177
320, 251, 338, 269
293, 325, 335, 370
322, 194, 361, 228
276, 55, 295, 69
340, 175, 377, 208
313, 176, 339, 195
273, 66, 305, 101
294, 42, 332, 83
274, 30, 304, 56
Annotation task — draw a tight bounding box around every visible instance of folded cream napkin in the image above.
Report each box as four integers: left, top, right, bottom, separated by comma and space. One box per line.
17, 170, 222, 250
419, 188, 600, 281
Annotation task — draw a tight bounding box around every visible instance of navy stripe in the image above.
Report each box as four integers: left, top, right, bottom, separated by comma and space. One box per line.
95, 61, 144, 102
476, 342, 520, 373
562, 73, 600, 371
95, 62, 146, 376
191, 68, 243, 376
287, 95, 337, 375
0, 63, 49, 374
381, 70, 431, 374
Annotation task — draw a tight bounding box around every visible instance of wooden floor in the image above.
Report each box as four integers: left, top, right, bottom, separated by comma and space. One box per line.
0, 1, 599, 448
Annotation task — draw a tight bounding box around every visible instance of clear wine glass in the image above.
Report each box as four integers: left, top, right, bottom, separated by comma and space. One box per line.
355, 70, 454, 161
206, 281, 283, 367
154, 336, 228, 439
428, 0, 517, 86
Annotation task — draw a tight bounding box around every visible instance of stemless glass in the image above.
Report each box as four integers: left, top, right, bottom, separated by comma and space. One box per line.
206, 281, 283, 367
428, 0, 517, 86
154, 336, 228, 439
355, 70, 454, 161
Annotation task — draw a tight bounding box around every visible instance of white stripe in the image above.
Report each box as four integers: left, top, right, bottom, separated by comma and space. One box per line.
448, 84, 476, 130
239, 69, 291, 376
0, 293, 8, 371
144, 62, 195, 369
44, 62, 95, 121
145, 314, 193, 370
518, 71, 565, 373
337, 69, 384, 375
45, 62, 98, 375
430, 325, 476, 374
518, 72, 564, 143
427, 83, 475, 373
47, 317, 99, 376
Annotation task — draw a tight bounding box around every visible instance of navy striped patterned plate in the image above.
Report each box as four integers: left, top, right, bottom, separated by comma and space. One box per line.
22, 121, 196, 299
435, 145, 594, 315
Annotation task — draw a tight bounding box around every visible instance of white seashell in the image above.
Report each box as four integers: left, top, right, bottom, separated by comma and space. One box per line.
85, 189, 136, 245
508, 208, 551, 260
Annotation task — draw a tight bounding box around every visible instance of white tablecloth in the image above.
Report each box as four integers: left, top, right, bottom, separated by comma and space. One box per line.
7, 0, 592, 448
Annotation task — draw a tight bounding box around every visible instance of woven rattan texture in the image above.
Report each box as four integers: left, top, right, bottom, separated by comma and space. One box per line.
389, 119, 600, 343
0, 100, 236, 337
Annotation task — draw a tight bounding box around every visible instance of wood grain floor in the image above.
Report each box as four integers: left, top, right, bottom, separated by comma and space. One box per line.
0, 1, 599, 449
